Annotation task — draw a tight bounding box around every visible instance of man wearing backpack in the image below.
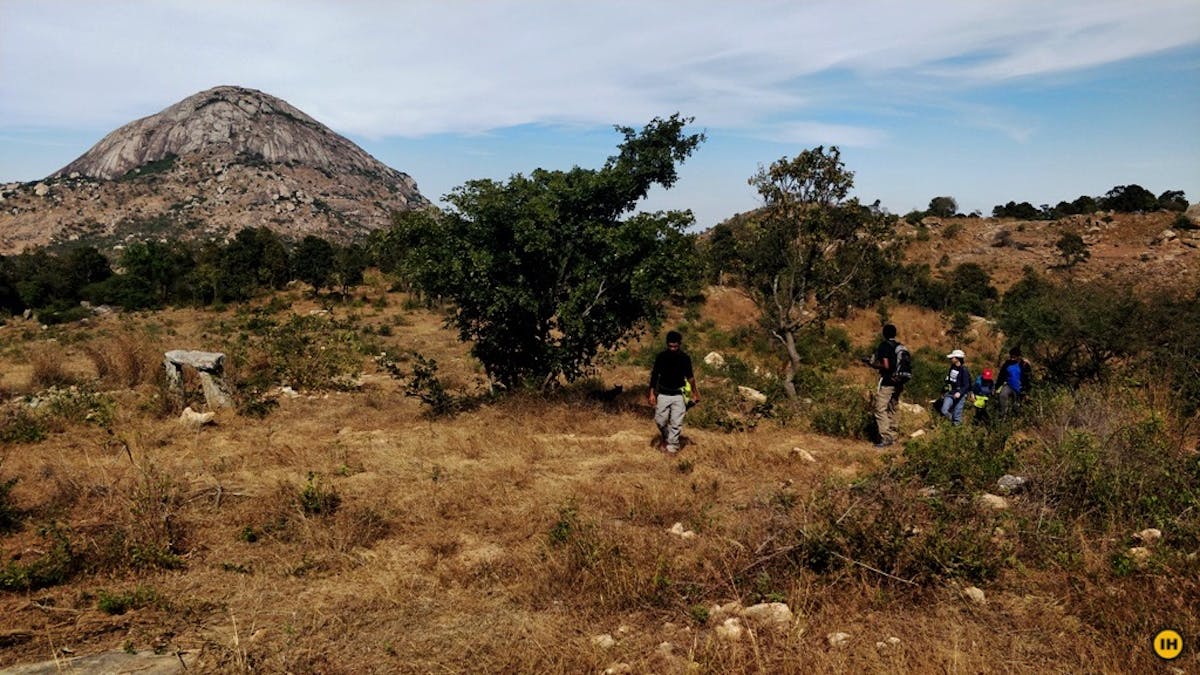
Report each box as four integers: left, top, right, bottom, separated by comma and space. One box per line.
868, 324, 907, 447
996, 347, 1033, 417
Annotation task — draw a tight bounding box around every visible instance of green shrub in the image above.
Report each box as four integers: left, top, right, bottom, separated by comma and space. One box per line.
809, 387, 873, 439
900, 425, 1018, 492
97, 586, 160, 615
0, 524, 79, 591
299, 473, 341, 517
0, 477, 20, 533
0, 407, 47, 444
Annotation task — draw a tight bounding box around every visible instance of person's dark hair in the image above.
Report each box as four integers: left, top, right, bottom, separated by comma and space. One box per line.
1009, 346, 1022, 358
666, 330, 683, 344
882, 324, 897, 339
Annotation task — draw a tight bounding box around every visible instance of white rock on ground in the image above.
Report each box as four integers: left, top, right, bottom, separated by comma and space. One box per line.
603, 663, 633, 675
1128, 546, 1152, 566
704, 351, 726, 368
668, 522, 697, 539
742, 602, 794, 629
179, 406, 215, 426
738, 386, 767, 404
996, 474, 1029, 494
1136, 528, 1162, 545
963, 586, 986, 605
827, 632, 852, 648
978, 493, 1009, 510
791, 447, 817, 463
909, 429, 926, 438
708, 601, 744, 624
592, 634, 616, 649
715, 618, 745, 641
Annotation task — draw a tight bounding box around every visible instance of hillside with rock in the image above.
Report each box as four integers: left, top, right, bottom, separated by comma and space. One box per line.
0, 86, 429, 254
900, 208, 1200, 294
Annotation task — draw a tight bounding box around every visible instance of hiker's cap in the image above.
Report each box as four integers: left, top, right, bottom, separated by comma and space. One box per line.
946, 349, 966, 359
983, 368, 994, 379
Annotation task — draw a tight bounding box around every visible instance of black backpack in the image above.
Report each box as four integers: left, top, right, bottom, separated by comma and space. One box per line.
891, 342, 913, 384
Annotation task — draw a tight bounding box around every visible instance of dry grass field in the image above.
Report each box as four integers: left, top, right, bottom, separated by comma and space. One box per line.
0, 276, 1196, 673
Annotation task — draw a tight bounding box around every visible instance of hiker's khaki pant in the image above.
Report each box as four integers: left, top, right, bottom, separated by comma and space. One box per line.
655, 394, 686, 451
875, 384, 901, 443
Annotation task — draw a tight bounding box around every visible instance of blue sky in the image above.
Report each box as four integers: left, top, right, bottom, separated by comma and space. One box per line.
1, 1, 1197, 229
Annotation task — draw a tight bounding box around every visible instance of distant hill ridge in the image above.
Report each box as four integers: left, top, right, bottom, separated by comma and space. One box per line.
0, 85, 428, 254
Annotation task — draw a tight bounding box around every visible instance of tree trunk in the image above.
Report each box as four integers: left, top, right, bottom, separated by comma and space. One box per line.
780, 328, 802, 399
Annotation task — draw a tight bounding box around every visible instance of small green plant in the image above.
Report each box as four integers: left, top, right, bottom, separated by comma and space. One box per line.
299, 472, 341, 517
809, 387, 873, 439
97, 586, 159, 615
0, 407, 48, 444
238, 526, 260, 543
942, 221, 964, 239
0, 476, 20, 533
0, 524, 79, 591
689, 604, 710, 625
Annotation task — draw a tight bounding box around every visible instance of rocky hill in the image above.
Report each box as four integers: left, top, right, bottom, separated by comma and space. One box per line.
901, 208, 1200, 294
0, 86, 429, 254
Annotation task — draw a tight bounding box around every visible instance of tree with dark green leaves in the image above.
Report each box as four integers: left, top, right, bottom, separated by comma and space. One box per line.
292, 236, 336, 294
395, 114, 704, 389
735, 146, 899, 397
1157, 190, 1189, 212
1101, 184, 1157, 213
1055, 231, 1090, 268
927, 196, 958, 218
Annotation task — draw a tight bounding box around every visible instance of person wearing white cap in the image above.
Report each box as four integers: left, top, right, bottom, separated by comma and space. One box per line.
939, 349, 972, 426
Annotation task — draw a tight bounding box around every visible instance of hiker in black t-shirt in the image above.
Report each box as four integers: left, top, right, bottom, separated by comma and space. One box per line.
868, 324, 904, 447
648, 330, 699, 454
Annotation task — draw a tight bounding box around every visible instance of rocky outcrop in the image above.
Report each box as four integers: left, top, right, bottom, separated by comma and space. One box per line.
0, 86, 428, 254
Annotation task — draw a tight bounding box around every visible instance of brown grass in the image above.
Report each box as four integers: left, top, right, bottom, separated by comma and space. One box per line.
0, 291, 1193, 673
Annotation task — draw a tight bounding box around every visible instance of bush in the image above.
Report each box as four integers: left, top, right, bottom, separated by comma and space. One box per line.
28, 343, 78, 389
900, 425, 1018, 492
0, 476, 20, 533
299, 472, 341, 517
809, 387, 873, 439
97, 586, 160, 615
236, 314, 367, 392
82, 328, 160, 388
0, 524, 79, 591
0, 406, 47, 444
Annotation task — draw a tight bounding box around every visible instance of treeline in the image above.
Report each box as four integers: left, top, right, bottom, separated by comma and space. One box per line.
0, 228, 388, 323
992, 184, 1188, 219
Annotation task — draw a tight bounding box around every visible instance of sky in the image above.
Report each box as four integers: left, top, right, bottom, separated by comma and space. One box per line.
1, 0, 1198, 230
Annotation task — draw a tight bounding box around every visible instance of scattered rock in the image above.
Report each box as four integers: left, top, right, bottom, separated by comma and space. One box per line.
978, 493, 1009, 510
909, 429, 926, 438
1153, 229, 1178, 245
899, 402, 928, 417
592, 634, 616, 649
827, 632, 852, 648
996, 474, 1029, 494
917, 486, 940, 498
963, 586, 986, 605
708, 601, 744, 624
737, 386, 767, 404
1127, 546, 1152, 567
603, 663, 633, 675
704, 351, 726, 368
668, 522, 697, 540
179, 406, 215, 426
886, 636, 901, 646
791, 447, 817, 463
279, 386, 299, 398
1135, 528, 1162, 545
33, 182, 49, 197
742, 602, 793, 630
715, 617, 745, 641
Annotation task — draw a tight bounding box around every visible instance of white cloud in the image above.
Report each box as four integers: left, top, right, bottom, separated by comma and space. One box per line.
2, 0, 1197, 137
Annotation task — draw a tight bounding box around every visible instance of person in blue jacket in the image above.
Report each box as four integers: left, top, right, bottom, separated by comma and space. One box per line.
996, 346, 1033, 416
939, 349, 971, 426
